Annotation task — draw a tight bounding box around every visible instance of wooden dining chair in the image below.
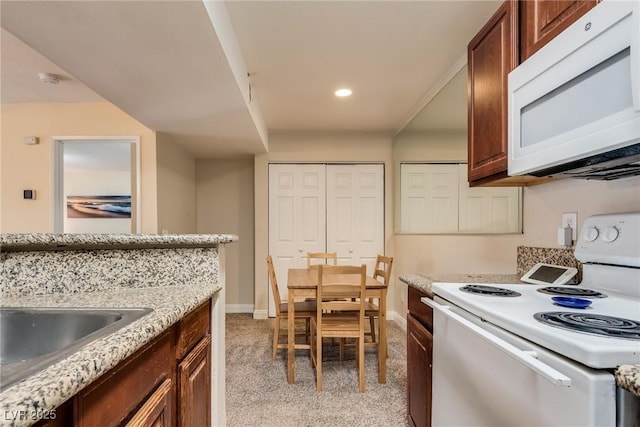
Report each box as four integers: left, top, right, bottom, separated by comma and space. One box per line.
310, 264, 367, 392
267, 255, 316, 360
306, 252, 338, 267
364, 255, 393, 351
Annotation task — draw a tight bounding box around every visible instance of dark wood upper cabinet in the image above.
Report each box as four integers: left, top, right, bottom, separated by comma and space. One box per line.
520, 0, 599, 63
467, 0, 519, 185
467, 0, 554, 187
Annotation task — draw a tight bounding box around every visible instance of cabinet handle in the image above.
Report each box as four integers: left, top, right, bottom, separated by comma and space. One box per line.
421, 297, 572, 387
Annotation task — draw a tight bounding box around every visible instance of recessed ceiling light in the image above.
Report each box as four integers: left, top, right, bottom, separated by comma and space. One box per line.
334, 88, 352, 97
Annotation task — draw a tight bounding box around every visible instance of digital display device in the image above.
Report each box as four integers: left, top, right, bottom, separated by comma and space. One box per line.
521, 263, 578, 286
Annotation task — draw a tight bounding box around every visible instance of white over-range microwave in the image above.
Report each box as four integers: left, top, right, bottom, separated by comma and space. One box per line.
508, 0, 640, 180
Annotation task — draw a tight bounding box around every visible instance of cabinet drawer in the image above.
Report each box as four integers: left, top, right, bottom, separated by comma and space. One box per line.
408, 287, 433, 331
176, 300, 211, 360
74, 330, 173, 427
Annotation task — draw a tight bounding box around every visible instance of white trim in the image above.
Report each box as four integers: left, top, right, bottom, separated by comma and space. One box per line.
225, 304, 254, 314
253, 309, 268, 320
211, 246, 226, 427
51, 136, 141, 233
387, 310, 406, 332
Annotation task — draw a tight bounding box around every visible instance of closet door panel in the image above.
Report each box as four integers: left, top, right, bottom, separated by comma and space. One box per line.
268, 164, 325, 316
326, 164, 384, 273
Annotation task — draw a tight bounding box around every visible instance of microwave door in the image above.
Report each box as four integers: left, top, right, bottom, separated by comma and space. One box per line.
508, 0, 640, 177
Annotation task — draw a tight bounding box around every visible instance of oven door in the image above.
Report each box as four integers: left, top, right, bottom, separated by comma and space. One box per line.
424, 297, 616, 427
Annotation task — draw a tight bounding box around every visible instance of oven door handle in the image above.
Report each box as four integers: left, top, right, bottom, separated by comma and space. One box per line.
422, 297, 572, 387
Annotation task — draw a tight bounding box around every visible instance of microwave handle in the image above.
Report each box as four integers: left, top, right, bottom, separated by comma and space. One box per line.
422, 297, 572, 387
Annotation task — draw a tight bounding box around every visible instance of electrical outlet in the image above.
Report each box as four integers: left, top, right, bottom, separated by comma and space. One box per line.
562, 212, 578, 241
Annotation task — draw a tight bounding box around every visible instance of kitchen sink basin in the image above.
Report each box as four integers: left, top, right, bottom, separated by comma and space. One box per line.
0, 307, 152, 391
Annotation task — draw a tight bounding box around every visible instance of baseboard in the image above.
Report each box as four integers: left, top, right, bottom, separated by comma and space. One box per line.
226, 304, 254, 314
387, 310, 407, 331
253, 309, 268, 320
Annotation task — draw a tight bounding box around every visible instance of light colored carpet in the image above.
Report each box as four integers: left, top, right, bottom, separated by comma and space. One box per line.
226, 313, 408, 426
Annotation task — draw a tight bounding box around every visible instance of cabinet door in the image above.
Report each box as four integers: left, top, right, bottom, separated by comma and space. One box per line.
326, 164, 384, 271
178, 335, 212, 427
467, 0, 519, 183
125, 379, 173, 427
520, 0, 598, 62
407, 314, 433, 427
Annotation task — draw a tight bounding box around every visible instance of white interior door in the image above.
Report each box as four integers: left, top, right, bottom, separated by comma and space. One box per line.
268, 164, 326, 316
326, 164, 384, 276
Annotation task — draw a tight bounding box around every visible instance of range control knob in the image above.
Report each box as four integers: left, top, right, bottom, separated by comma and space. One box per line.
584, 226, 599, 242
602, 226, 620, 243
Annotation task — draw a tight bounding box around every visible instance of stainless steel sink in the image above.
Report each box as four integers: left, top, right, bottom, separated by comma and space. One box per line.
0, 307, 152, 391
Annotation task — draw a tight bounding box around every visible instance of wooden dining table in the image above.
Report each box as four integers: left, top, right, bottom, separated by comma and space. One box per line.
286, 267, 388, 385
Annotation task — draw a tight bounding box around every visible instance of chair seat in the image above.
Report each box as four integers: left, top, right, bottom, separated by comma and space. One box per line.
313, 313, 361, 336
280, 300, 316, 314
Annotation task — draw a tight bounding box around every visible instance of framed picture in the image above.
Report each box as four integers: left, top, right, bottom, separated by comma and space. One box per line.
66, 195, 131, 219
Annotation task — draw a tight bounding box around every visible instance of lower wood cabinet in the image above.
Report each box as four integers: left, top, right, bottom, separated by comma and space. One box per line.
33, 299, 212, 427
407, 287, 433, 427
178, 335, 211, 427
125, 378, 173, 427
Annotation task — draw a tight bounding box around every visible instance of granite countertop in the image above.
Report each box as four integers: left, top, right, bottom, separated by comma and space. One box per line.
0, 233, 238, 252
399, 272, 640, 399
399, 272, 523, 297
615, 365, 640, 398
0, 284, 220, 424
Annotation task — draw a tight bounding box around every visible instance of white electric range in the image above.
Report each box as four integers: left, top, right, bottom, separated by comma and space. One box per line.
424, 212, 640, 427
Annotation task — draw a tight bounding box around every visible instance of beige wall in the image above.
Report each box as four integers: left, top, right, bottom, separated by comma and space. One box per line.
254, 132, 395, 318
156, 133, 197, 234
1, 102, 157, 233
196, 157, 254, 310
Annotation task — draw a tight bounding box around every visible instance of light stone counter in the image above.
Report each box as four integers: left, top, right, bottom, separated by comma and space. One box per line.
0, 233, 236, 426
399, 272, 524, 297
615, 365, 640, 398
0, 285, 219, 425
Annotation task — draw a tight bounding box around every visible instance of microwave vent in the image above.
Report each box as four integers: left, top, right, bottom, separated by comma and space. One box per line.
530, 144, 640, 180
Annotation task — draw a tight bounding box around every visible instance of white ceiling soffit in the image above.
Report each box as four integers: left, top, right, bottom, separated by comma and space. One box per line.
1, 0, 268, 158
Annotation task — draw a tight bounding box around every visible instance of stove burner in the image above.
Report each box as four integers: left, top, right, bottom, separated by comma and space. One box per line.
460, 284, 521, 297
537, 287, 607, 298
534, 312, 640, 340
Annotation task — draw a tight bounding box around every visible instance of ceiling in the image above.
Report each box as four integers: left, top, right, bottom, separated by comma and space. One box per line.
1, 0, 500, 158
